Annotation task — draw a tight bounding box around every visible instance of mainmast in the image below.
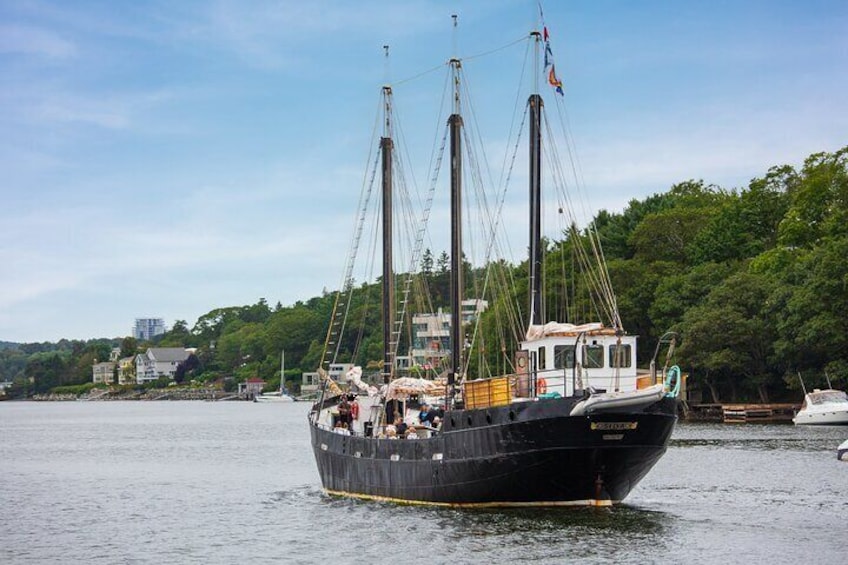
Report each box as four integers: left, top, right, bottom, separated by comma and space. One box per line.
528, 30, 544, 327
380, 85, 395, 384
448, 54, 463, 394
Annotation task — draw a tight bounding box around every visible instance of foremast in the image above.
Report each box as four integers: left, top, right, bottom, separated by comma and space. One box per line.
448, 56, 463, 402
380, 85, 395, 384
380, 85, 395, 383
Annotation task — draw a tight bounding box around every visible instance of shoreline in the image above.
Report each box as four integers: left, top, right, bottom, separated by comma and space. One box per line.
28, 388, 245, 402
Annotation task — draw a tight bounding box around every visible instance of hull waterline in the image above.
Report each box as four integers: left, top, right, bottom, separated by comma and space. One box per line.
310, 396, 677, 506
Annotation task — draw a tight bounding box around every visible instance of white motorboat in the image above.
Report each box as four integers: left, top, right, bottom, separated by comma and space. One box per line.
838, 439, 848, 461
792, 388, 848, 425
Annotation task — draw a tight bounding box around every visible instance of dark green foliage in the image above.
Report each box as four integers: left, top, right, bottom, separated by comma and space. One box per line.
174, 353, 201, 384
3, 147, 846, 403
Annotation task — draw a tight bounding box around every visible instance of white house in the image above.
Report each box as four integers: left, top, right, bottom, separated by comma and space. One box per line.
135, 348, 190, 384
301, 371, 321, 396
461, 298, 489, 324
411, 309, 451, 368
92, 362, 116, 384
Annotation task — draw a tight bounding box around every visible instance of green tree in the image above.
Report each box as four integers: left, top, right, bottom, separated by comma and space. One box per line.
679, 271, 778, 402
174, 353, 201, 384
772, 236, 848, 388
649, 262, 737, 336
119, 336, 138, 359
26, 353, 68, 394
421, 248, 434, 275
628, 206, 718, 264
778, 147, 848, 247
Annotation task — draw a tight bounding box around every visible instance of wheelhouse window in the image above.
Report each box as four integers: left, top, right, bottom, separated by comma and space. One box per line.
583, 345, 604, 368
538, 347, 546, 370
554, 345, 575, 369
608, 343, 632, 368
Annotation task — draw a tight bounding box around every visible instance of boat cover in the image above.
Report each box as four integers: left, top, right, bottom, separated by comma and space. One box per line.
345, 366, 380, 396
385, 377, 446, 400
525, 322, 606, 341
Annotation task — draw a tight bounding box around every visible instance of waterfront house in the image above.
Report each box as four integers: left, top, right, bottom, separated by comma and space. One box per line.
411, 309, 451, 368
117, 356, 136, 385
301, 371, 320, 396
92, 361, 116, 384
301, 363, 357, 397
135, 348, 191, 384
239, 377, 265, 397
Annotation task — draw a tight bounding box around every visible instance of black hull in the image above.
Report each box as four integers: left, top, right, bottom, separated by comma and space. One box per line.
310, 396, 677, 507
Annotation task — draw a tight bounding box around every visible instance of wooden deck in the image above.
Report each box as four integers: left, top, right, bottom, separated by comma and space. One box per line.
685, 403, 799, 423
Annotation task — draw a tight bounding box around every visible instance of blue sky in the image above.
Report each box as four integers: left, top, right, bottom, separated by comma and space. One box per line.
1, 0, 846, 343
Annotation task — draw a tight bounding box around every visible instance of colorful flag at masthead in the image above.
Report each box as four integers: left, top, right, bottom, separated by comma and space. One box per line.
548, 65, 564, 96
541, 23, 563, 95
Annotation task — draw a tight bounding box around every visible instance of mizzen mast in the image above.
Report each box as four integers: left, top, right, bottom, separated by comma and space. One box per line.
528, 30, 544, 327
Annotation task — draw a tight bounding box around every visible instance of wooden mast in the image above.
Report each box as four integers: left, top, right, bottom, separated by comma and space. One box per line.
448, 56, 463, 396
380, 85, 394, 384
529, 31, 544, 327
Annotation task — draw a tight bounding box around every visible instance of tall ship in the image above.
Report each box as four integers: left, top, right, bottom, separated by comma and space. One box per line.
308, 17, 680, 507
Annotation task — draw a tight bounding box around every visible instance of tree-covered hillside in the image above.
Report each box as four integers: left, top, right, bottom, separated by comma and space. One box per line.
2, 147, 845, 402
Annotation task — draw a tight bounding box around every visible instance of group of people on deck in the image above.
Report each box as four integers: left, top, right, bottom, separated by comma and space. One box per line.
331, 394, 445, 439
418, 403, 443, 428
376, 402, 443, 440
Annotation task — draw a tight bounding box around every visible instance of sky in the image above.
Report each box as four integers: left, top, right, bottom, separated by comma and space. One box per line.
1, 0, 846, 343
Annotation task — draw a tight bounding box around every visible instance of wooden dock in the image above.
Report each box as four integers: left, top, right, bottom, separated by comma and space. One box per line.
685, 403, 799, 423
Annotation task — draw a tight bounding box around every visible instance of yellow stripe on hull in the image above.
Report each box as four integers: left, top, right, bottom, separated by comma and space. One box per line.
323, 488, 615, 508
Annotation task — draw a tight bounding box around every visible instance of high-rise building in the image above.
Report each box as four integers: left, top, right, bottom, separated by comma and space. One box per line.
133, 318, 167, 341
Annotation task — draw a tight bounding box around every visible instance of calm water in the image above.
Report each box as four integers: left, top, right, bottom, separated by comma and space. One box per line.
1, 401, 846, 564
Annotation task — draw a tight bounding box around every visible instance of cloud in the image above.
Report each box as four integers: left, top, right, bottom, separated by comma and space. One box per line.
193, 0, 447, 69
0, 24, 76, 58
5, 84, 187, 131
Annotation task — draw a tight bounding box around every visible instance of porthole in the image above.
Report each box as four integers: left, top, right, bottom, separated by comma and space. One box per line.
508, 410, 516, 421
485, 412, 492, 424
466, 415, 473, 427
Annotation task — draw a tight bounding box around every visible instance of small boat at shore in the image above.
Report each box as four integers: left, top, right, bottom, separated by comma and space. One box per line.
792, 389, 848, 425
255, 351, 296, 402
254, 390, 295, 403
792, 373, 848, 425
838, 439, 848, 461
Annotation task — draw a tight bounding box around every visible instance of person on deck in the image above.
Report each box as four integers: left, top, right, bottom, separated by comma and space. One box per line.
394, 415, 407, 436
350, 395, 360, 430
337, 396, 351, 429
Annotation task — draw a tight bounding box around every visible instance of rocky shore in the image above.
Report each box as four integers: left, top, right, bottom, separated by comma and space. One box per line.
31, 388, 245, 401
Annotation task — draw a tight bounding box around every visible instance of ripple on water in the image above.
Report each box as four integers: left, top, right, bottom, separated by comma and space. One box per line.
2, 405, 847, 565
